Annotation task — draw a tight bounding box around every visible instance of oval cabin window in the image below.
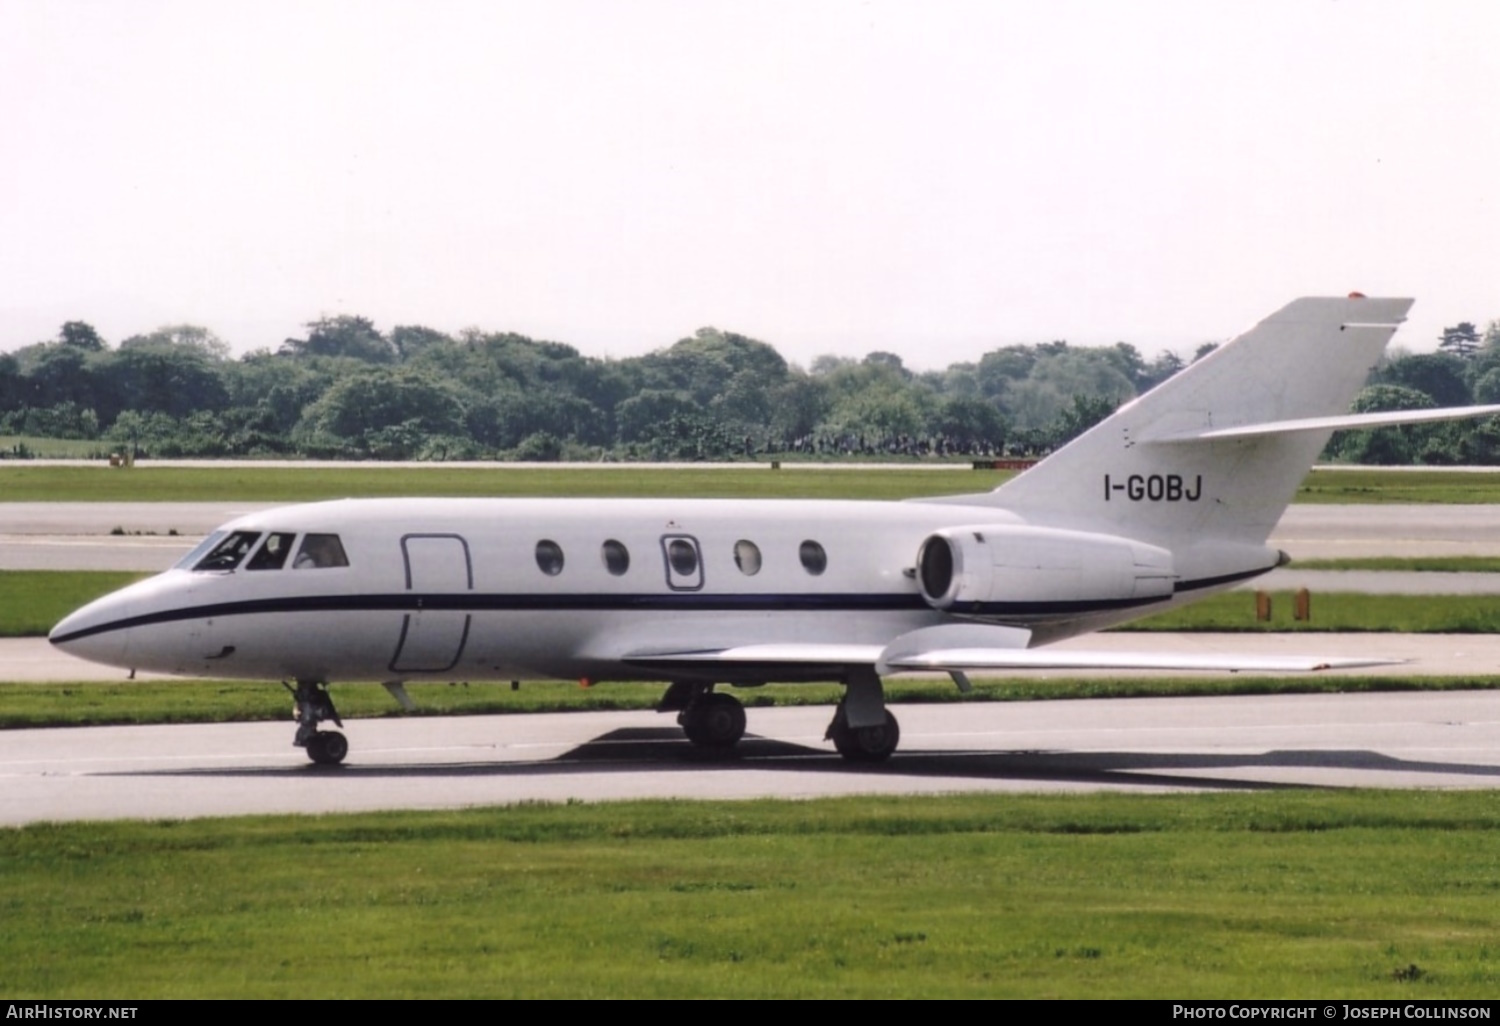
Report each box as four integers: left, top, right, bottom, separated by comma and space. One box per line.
601, 539, 630, 576
667, 539, 698, 576
799, 540, 827, 576
734, 540, 762, 576
535, 540, 565, 576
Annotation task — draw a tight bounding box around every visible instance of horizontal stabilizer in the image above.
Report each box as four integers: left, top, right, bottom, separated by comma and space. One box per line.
1142, 404, 1500, 443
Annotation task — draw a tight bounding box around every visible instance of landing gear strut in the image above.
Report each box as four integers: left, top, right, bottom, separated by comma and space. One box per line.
286, 679, 348, 766
661, 683, 747, 751
825, 666, 900, 763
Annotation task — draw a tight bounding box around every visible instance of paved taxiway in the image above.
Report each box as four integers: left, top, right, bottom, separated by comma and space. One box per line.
4, 690, 1499, 825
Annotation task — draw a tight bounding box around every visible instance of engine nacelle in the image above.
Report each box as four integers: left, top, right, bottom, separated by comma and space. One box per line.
916, 524, 1175, 615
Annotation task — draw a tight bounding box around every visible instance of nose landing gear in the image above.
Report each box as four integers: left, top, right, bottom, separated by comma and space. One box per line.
286, 679, 348, 766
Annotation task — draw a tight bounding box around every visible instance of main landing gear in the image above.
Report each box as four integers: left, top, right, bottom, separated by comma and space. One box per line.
826, 704, 901, 763
824, 666, 900, 763
287, 679, 348, 766
659, 668, 902, 763
660, 682, 747, 752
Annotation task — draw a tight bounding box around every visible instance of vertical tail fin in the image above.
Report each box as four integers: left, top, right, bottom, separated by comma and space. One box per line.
967, 296, 1412, 547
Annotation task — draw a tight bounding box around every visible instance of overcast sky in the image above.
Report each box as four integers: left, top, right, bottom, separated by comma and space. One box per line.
2, 0, 1496, 368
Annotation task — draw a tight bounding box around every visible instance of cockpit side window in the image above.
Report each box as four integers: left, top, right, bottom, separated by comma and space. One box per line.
246, 532, 298, 571
193, 531, 263, 572
294, 533, 349, 569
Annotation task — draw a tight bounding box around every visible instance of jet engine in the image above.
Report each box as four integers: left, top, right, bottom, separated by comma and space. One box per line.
916, 524, 1175, 615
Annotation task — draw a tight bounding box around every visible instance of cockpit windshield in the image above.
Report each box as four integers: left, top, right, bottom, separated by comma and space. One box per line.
246, 532, 298, 571
191, 530, 263, 572
174, 531, 228, 570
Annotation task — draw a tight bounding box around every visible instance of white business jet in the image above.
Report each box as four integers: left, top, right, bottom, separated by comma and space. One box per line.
49, 296, 1500, 765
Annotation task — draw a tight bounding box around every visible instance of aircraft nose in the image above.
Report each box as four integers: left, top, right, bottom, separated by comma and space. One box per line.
50, 596, 135, 671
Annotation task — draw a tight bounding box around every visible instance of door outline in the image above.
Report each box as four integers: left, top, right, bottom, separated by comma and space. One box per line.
390, 533, 473, 673
659, 534, 704, 591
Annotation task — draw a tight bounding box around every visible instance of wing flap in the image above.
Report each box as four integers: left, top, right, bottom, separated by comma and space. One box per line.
625, 622, 1400, 675
626, 643, 886, 667
882, 649, 1400, 673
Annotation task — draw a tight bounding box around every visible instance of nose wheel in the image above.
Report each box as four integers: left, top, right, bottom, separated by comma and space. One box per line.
286, 679, 348, 766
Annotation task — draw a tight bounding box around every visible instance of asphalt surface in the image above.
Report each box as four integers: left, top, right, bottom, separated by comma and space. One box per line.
4, 690, 1500, 825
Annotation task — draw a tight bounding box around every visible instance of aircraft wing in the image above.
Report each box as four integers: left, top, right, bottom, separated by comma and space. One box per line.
878, 649, 1397, 673
624, 624, 1398, 675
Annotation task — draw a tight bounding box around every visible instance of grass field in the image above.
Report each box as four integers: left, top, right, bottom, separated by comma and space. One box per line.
1292, 556, 1500, 572
1296, 468, 1500, 504
6, 463, 1500, 502
0, 464, 1005, 502
0, 571, 146, 637
1122, 591, 1500, 633
2, 792, 1498, 998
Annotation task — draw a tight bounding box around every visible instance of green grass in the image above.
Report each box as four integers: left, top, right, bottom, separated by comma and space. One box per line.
0, 464, 1005, 502
1295, 468, 1500, 504
1120, 591, 1500, 632
0, 571, 147, 637
3, 792, 1500, 997
5, 463, 1500, 502
1292, 556, 1500, 572
4, 675, 1496, 730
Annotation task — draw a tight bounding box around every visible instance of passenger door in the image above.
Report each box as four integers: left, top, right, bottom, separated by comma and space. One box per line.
389, 533, 473, 673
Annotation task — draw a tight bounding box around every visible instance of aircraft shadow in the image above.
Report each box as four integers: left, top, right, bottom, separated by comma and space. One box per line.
105, 726, 1500, 792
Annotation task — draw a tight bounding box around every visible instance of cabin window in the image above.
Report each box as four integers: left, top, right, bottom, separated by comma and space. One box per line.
799, 540, 827, 576
246, 532, 298, 571
193, 531, 262, 572
667, 539, 698, 577
734, 540, 762, 576
601, 539, 630, 576
535, 540, 565, 576
294, 534, 349, 569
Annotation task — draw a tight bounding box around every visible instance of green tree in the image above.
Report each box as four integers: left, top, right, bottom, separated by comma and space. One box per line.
281, 315, 396, 363
1328, 385, 1436, 465
1439, 322, 1481, 360
1374, 353, 1471, 407
304, 368, 465, 443
59, 321, 105, 352
1052, 394, 1118, 447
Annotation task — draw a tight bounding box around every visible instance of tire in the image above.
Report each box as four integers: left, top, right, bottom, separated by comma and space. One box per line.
306, 731, 349, 766
831, 710, 899, 763
682, 692, 747, 749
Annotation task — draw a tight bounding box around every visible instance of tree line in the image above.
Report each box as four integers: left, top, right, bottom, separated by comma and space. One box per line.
0, 315, 1495, 463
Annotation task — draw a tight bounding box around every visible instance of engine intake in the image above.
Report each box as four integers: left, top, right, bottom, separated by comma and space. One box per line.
916, 524, 1174, 615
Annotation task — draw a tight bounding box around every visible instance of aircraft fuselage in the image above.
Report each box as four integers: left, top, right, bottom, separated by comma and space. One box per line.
48, 496, 1261, 685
